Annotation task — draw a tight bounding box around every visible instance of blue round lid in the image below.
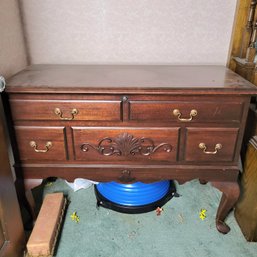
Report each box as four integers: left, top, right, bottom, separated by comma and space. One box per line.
96, 180, 170, 206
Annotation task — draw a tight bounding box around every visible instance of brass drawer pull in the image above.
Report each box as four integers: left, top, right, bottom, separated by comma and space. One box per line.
54, 108, 78, 120
30, 141, 52, 153
173, 109, 197, 122
199, 143, 222, 155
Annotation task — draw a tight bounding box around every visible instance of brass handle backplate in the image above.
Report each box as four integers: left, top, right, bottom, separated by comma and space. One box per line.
30, 141, 52, 153
173, 109, 197, 122
199, 143, 222, 155
54, 108, 78, 120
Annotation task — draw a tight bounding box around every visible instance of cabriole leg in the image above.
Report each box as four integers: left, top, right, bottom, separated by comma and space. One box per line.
211, 181, 240, 234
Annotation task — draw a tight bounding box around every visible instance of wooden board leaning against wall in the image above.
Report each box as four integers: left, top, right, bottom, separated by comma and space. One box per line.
228, 0, 257, 141
228, 0, 257, 242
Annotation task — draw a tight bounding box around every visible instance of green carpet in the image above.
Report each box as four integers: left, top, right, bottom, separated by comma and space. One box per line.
33, 179, 257, 257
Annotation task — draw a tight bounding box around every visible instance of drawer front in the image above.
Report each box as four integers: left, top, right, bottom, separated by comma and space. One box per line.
10, 99, 122, 121
185, 128, 239, 162
72, 127, 179, 163
14, 126, 67, 161
129, 101, 243, 122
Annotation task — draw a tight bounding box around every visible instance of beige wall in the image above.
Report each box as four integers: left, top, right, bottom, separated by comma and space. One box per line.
20, 0, 237, 65
0, 0, 27, 78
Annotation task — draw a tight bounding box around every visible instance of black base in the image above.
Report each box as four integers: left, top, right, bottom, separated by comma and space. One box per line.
94, 180, 177, 214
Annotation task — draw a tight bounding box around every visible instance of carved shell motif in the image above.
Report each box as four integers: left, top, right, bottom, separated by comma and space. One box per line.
80, 133, 172, 156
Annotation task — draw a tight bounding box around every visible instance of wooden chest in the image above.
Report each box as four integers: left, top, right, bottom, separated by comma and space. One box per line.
4, 64, 257, 234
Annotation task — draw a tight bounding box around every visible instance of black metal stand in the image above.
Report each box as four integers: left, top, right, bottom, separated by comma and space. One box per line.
95, 180, 177, 214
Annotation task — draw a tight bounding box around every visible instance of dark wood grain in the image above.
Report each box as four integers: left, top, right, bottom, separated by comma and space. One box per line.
129, 100, 244, 123
14, 126, 67, 161
185, 128, 239, 162
72, 127, 179, 163
4, 64, 257, 235
212, 181, 240, 234
10, 99, 122, 121
19, 163, 239, 183
6, 65, 257, 95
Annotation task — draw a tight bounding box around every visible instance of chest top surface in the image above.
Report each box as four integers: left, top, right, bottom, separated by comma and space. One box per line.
6, 64, 257, 95
6, 64, 255, 236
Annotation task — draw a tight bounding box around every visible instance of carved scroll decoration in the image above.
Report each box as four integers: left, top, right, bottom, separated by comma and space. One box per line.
80, 133, 172, 156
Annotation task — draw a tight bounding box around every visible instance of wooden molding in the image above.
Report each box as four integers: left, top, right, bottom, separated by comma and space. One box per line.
228, 0, 255, 70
